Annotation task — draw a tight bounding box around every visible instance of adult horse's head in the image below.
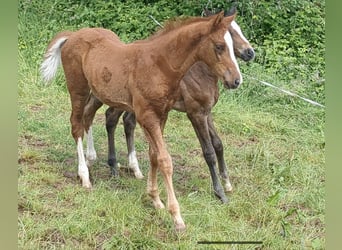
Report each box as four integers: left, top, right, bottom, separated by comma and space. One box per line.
199, 10, 242, 89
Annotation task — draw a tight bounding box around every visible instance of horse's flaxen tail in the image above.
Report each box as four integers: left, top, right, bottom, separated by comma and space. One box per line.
40, 31, 72, 84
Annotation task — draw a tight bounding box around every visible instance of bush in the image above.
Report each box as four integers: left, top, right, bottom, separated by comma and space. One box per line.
19, 0, 325, 103
236, 0, 325, 104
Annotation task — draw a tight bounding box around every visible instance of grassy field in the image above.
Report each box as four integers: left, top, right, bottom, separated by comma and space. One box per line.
18, 3, 325, 250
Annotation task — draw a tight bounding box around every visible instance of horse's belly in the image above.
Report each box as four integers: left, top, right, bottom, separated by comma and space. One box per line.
90, 81, 133, 112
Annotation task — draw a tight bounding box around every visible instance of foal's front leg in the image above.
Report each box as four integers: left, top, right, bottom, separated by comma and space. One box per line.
139, 114, 185, 231
208, 114, 233, 192
187, 112, 228, 203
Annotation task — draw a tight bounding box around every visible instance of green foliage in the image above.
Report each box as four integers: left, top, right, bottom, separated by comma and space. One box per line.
19, 0, 325, 104
233, 0, 325, 102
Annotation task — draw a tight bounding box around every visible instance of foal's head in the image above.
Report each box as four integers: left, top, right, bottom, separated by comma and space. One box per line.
199, 11, 242, 89
228, 21, 255, 62
205, 8, 255, 62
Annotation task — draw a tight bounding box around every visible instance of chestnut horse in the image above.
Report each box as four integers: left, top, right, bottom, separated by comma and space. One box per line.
40, 11, 240, 231
84, 16, 254, 204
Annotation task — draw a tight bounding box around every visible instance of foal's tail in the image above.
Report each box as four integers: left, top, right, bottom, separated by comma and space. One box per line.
40, 31, 72, 83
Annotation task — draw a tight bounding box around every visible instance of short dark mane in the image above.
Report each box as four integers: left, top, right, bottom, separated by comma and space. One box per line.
147, 15, 211, 41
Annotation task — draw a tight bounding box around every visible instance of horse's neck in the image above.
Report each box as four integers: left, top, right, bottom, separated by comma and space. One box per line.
190, 61, 218, 82
172, 61, 219, 113
181, 61, 219, 96
152, 22, 209, 78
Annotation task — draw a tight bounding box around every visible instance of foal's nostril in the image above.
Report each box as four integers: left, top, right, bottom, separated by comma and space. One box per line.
247, 48, 255, 58
234, 79, 240, 86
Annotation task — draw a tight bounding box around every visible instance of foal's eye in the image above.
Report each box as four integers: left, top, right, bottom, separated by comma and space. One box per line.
215, 44, 225, 54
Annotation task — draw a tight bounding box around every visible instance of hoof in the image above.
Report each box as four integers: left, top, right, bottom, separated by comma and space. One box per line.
220, 196, 229, 204
86, 159, 96, 168
134, 171, 144, 179
223, 178, 233, 192
79, 173, 92, 189
110, 167, 119, 177
107, 158, 117, 168
214, 190, 229, 204
225, 183, 233, 193
82, 181, 92, 189
153, 200, 165, 209
175, 221, 186, 233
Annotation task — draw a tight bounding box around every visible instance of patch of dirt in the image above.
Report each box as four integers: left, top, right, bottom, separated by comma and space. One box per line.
306, 217, 324, 231
29, 104, 45, 112
235, 135, 259, 148
280, 203, 312, 215
50, 180, 69, 190
108, 177, 133, 191
154, 229, 168, 242
94, 230, 116, 250
63, 171, 77, 179
41, 228, 65, 246
22, 134, 50, 147
188, 148, 202, 158
18, 197, 29, 214
18, 154, 38, 165
63, 157, 76, 167
18, 135, 49, 164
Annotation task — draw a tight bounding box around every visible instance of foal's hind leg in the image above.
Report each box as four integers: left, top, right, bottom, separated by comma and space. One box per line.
69, 94, 92, 188
105, 107, 124, 176
83, 94, 104, 166
187, 112, 228, 203
208, 114, 232, 192
123, 112, 144, 179
64, 68, 92, 188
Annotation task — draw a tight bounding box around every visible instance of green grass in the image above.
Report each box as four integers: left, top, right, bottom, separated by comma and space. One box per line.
18, 2, 325, 249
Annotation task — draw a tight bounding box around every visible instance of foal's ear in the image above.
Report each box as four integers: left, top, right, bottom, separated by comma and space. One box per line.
224, 7, 237, 17
209, 11, 225, 30
214, 11, 225, 25
222, 10, 236, 27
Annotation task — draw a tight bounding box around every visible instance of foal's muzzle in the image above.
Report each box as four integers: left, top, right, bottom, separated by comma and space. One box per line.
224, 78, 241, 89
240, 48, 255, 62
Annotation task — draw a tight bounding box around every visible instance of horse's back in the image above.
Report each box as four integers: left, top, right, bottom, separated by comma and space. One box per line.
64, 28, 121, 49
74, 27, 121, 42
60, 27, 124, 71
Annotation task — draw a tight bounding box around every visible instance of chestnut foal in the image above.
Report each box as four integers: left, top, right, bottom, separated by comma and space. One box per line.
85, 18, 254, 203
41, 11, 241, 231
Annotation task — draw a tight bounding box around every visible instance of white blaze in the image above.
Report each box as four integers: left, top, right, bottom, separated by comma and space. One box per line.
224, 31, 242, 84
231, 20, 249, 44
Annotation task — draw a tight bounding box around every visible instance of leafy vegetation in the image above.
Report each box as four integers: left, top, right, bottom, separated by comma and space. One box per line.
19, 0, 325, 103
18, 0, 325, 249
